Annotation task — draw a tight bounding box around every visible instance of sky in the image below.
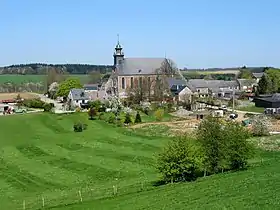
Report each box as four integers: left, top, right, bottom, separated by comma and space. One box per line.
0, 0, 279, 69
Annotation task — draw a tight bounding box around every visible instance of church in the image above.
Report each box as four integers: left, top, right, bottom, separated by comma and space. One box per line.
105, 39, 175, 98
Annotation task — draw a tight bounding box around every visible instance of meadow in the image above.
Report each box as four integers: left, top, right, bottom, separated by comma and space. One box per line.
0, 112, 280, 209
0, 74, 90, 84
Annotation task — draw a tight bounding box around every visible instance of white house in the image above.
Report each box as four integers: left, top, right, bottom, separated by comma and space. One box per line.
68, 89, 89, 108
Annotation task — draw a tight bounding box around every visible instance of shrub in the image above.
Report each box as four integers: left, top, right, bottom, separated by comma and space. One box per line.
73, 122, 83, 132
154, 108, 164, 121
251, 115, 271, 136
88, 108, 97, 120
76, 107, 81, 112
197, 116, 255, 174
134, 111, 142, 123
43, 103, 54, 112
156, 137, 205, 183
98, 112, 105, 120
106, 113, 115, 124
124, 112, 132, 124
22, 98, 45, 109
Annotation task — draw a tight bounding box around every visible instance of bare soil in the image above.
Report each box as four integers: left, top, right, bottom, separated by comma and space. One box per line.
0, 92, 39, 100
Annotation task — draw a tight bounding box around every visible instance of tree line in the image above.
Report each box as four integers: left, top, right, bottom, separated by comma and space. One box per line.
0, 63, 113, 75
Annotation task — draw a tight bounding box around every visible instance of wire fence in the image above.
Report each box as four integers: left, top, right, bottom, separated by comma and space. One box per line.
4, 181, 153, 210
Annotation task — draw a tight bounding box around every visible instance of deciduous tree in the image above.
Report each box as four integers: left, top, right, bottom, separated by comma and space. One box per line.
56, 78, 83, 97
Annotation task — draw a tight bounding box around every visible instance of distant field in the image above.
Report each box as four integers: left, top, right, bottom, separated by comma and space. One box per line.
183, 70, 240, 75
0, 74, 90, 84
0, 92, 39, 100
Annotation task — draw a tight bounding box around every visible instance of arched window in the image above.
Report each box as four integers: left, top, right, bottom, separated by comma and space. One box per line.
131, 77, 133, 89
121, 77, 125, 89
139, 77, 143, 88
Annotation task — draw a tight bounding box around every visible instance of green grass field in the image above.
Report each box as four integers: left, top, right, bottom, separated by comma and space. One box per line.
0, 74, 90, 84
238, 105, 265, 113
0, 113, 280, 209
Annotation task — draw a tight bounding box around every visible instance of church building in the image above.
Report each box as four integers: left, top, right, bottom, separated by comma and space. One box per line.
106, 38, 175, 98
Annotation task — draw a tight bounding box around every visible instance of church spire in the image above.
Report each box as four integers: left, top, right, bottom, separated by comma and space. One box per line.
113, 34, 124, 66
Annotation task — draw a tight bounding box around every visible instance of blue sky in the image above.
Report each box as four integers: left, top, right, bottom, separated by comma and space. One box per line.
0, 0, 279, 68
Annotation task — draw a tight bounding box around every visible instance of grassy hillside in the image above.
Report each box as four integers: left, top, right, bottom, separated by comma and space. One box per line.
0, 113, 167, 209
0, 74, 90, 84
61, 151, 280, 210
0, 113, 279, 209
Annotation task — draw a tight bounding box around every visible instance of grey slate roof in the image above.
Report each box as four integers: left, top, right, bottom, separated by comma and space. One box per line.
167, 78, 187, 88
186, 79, 239, 91
83, 84, 98, 91
237, 79, 256, 87
252, 72, 264, 78
70, 88, 89, 100
117, 58, 166, 75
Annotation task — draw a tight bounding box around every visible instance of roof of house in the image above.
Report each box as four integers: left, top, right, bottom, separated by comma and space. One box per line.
167, 78, 187, 88
117, 58, 167, 75
252, 72, 264, 78
69, 89, 89, 100
83, 84, 98, 91
237, 79, 256, 87
186, 79, 239, 91
255, 93, 280, 103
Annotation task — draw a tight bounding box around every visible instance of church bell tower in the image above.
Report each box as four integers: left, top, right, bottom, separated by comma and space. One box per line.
113, 34, 124, 67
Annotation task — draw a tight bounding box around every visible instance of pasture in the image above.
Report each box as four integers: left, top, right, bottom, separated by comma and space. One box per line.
0, 113, 167, 209
0, 74, 90, 84
0, 112, 280, 209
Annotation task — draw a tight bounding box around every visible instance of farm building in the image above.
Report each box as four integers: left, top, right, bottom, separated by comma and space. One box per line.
254, 94, 280, 109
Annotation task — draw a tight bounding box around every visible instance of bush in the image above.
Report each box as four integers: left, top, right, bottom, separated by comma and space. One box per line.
124, 112, 132, 124
134, 111, 142, 123
197, 116, 255, 174
43, 103, 54, 112
22, 98, 45, 109
154, 108, 164, 121
98, 112, 105, 120
156, 137, 205, 183
73, 122, 87, 132
106, 113, 115, 124
76, 107, 81, 112
88, 108, 97, 120
251, 115, 271, 136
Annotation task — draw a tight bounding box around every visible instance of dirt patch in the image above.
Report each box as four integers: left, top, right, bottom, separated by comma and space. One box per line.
0, 92, 39, 100
130, 118, 200, 134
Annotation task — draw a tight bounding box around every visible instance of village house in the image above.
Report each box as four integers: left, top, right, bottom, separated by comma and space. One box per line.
68, 88, 89, 108
236, 79, 256, 92
252, 72, 264, 83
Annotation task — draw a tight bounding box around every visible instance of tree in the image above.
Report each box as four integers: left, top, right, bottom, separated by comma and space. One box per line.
197, 117, 228, 174
238, 69, 252, 79
251, 115, 271, 136
223, 121, 254, 170
88, 108, 97, 120
258, 74, 272, 94
124, 112, 132, 124
134, 111, 142, 123
56, 78, 83, 97
156, 137, 205, 183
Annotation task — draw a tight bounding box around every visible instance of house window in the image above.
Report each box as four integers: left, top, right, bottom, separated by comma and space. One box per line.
76, 100, 78, 103
148, 77, 151, 85
131, 77, 133, 89
121, 77, 125, 89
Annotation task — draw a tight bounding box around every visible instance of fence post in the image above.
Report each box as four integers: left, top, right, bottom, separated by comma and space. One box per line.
42, 196, 45, 208
23, 200, 26, 210
78, 190, 83, 202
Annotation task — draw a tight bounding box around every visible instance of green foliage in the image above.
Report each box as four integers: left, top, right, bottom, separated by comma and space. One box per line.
197, 117, 255, 173
239, 69, 252, 79
73, 122, 87, 132
154, 108, 164, 121
156, 137, 205, 183
56, 78, 83, 97
88, 108, 97, 120
43, 103, 54, 112
22, 98, 45, 109
134, 111, 142, 123
124, 113, 132, 124
227, 98, 240, 107
258, 74, 273, 94
88, 100, 102, 110
251, 115, 271, 136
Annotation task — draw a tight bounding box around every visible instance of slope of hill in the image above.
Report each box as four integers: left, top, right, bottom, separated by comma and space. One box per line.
58, 151, 280, 210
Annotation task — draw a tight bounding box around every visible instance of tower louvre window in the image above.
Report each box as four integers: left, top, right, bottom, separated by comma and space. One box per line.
121, 77, 125, 89
131, 77, 133, 89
